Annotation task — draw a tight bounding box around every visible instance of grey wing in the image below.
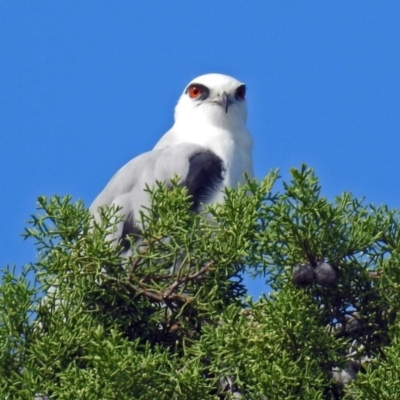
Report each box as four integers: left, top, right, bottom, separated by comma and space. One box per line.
89, 143, 224, 248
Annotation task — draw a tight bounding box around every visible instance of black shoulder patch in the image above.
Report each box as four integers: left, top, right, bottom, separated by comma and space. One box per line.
184, 151, 225, 211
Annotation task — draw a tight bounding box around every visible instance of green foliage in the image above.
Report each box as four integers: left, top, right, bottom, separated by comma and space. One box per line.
1, 165, 400, 399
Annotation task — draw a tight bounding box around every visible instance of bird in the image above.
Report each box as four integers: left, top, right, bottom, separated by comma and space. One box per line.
90, 73, 254, 253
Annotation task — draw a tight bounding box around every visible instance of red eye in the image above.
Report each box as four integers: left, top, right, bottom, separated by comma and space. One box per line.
236, 85, 246, 100
188, 85, 203, 99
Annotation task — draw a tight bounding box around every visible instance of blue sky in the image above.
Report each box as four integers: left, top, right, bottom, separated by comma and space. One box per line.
1, 2, 399, 297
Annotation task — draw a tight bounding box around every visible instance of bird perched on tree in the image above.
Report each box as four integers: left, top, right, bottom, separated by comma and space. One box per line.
90, 73, 254, 252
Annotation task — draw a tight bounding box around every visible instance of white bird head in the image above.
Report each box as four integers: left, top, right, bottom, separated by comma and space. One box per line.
174, 73, 248, 130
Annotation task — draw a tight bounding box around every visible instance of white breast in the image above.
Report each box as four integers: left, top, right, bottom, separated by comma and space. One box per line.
155, 120, 254, 205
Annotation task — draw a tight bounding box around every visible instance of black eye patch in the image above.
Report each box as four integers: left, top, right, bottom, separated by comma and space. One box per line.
235, 84, 246, 100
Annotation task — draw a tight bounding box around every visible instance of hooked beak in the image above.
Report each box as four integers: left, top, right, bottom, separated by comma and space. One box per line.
216, 92, 233, 113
